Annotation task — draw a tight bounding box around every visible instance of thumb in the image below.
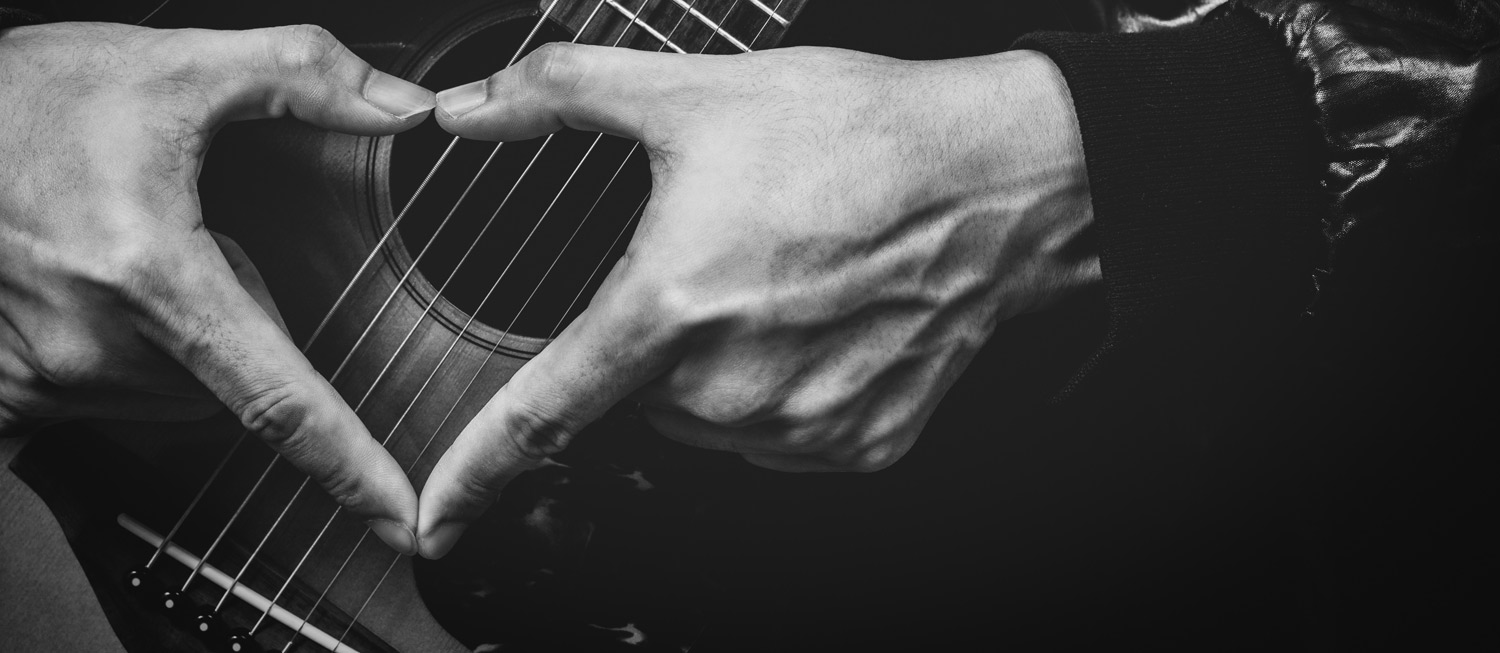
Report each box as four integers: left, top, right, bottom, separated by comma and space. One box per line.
416, 261, 679, 559
140, 229, 420, 555
184, 24, 435, 134
432, 42, 707, 143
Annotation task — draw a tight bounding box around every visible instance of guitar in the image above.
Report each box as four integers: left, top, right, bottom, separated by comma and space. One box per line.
2, 2, 1102, 651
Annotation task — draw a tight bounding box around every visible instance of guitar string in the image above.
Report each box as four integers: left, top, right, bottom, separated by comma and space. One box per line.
323, 1, 773, 644
225, 0, 754, 618
204, 0, 760, 640
192, 0, 617, 606
299, 0, 760, 645
285, 194, 649, 652
239, 0, 667, 635
366, 0, 752, 541
745, 0, 790, 26
268, 0, 715, 639
160, 1, 568, 587
330, 195, 651, 653
236, 0, 758, 628
217, 0, 760, 620
750, 0, 787, 46
142, 2, 560, 574
135, 0, 172, 26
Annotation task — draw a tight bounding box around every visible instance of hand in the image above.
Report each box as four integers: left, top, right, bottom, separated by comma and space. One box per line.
416, 44, 1099, 558
0, 22, 436, 553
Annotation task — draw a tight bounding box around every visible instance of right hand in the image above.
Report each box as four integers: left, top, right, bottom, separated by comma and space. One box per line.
0, 22, 436, 554
415, 44, 1096, 558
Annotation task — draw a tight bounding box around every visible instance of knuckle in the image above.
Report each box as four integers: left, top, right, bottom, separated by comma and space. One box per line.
522, 41, 587, 92
647, 278, 706, 327
107, 243, 169, 296
780, 423, 825, 451
271, 24, 342, 74
30, 342, 103, 389
53, 227, 161, 297
63, 231, 188, 314
778, 396, 840, 438
843, 431, 916, 473
238, 382, 369, 511
237, 381, 308, 448
694, 387, 774, 427
847, 446, 899, 473
501, 399, 577, 463
322, 466, 371, 514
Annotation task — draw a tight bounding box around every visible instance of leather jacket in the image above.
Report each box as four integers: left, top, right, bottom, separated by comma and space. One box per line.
1099, 0, 1499, 274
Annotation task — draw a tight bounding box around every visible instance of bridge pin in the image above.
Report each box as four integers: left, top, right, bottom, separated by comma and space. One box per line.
123, 566, 160, 598
192, 607, 224, 641
225, 628, 262, 653
156, 590, 197, 627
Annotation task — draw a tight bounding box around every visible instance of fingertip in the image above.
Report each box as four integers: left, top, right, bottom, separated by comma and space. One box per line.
244, 379, 419, 535
415, 474, 468, 559
335, 410, 421, 526
435, 79, 488, 123
364, 70, 436, 123
416, 521, 467, 560
366, 519, 419, 556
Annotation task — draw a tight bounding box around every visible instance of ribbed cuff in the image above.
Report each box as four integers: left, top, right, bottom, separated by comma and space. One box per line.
1015, 10, 1325, 398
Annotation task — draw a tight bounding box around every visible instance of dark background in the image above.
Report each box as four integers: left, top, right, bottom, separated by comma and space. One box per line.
717, 2, 1500, 650
9, 0, 1497, 650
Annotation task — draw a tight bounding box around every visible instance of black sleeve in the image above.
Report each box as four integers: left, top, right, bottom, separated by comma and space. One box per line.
1014, 8, 1327, 401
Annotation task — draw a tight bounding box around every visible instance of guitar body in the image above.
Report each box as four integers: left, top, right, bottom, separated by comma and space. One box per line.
3, 2, 1106, 652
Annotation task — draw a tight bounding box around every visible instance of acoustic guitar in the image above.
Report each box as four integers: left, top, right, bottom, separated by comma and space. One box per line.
2, 1, 1104, 651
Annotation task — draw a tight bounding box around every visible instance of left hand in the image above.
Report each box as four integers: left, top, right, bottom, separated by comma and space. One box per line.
0, 22, 435, 553
415, 44, 1099, 558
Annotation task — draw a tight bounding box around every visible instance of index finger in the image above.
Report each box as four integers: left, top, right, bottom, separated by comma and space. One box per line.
136, 232, 420, 555
415, 255, 678, 559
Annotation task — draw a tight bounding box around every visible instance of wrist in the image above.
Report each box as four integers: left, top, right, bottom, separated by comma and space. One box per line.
973, 50, 1100, 315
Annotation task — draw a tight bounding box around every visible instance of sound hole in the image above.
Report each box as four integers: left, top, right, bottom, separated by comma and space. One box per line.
388, 16, 649, 340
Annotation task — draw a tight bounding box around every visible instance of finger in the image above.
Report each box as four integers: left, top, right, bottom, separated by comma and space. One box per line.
99, 232, 279, 398
178, 24, 435, 134
210, 231, 288, 336
641, 406, 820, 456
137, 230, 419, 555
433, 42, 709, 143
104, 232, 283, 397
416, 261, 678, 559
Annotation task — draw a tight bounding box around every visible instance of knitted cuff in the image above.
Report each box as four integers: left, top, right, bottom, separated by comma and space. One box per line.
1015, 10, 1325, 397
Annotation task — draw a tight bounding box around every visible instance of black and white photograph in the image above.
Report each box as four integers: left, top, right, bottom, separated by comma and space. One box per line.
1, 1, 1495, 650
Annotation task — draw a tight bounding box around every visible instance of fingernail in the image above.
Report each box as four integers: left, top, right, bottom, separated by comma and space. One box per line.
435, 80, 487, 120
419, 522, 468, 560
364, 71, 436, 119
367, 519, 418, 556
